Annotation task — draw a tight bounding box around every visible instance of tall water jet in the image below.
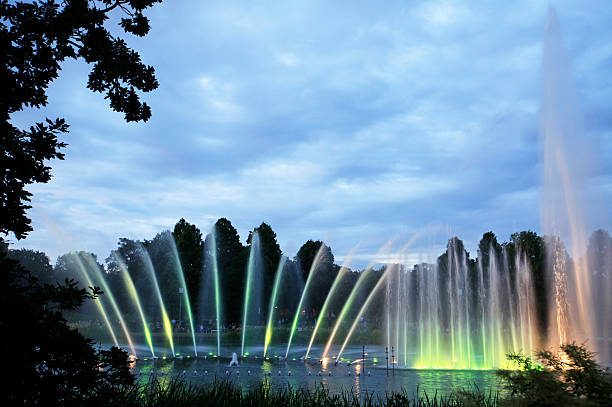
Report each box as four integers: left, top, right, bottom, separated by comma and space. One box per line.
540, 6, 595, 351
113, 253, 155, 357
162, 231, 198, 356
201, 228, 223, 357
79, 252, 137, 357
263, 256, 287, 358
286, 242, 333, 359
137, 243, 175, 357
304, 244, 359, 359
241, 232, 262, 356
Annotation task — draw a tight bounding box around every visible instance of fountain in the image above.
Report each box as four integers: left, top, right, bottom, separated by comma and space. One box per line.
264, 255, 287, 358
241, 232, 262, 357
137, 243, 175, 357
285, 243, 328, 359
114, 253, 155, 358
56, 9, 610, 379
162, 232, 198, 357
200, 226, 223, 357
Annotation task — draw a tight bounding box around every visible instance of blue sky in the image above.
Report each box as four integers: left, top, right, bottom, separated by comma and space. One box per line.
11, 0, 612, 266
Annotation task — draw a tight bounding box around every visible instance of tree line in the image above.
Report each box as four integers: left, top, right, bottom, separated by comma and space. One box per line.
8, 218, 612, 340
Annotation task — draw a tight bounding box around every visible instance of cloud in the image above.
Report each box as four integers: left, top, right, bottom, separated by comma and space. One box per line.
10, 0, 612, 267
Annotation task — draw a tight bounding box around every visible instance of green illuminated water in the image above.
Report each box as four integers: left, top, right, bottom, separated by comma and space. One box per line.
72, 253, 119, 346
211, 228, 222, 357
80, 252, 137, 357
139, 244, 175, 357
322, 240, 394, 360
285, 244, 327, 359
164, 232, 198, 356
263, 256, 287, 357
114, 253, 155, 357
304, 245, 359, 359
241, 232, 261, 356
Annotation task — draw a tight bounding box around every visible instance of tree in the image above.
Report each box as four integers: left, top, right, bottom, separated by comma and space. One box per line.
173, 218, 203, 311
248, 222, 282, 322
1, 241, 135, 405
206, 218, 244, 325
507, 231, 548, 337
1, 0, 161, 240
8, 247, 53, 283
295, 240, 336, 317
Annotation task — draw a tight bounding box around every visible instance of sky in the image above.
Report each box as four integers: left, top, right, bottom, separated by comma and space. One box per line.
10, 0, 612, 267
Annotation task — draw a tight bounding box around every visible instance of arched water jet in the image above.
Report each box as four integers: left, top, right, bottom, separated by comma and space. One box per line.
285, 243, 328, 359
79, 252, 137, 357
72, 253, 119, 347
137, 243, 175, 357
337, 238, 419, 362
113, 253, 155, 357
263, 256, 287, 358
338, 265, 394, 362
304, 244, 360, 359
162, 232, 198, 356
321, 240, 395, 360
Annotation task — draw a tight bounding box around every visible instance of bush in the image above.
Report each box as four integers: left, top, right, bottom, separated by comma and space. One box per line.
1, 242, 135, 405
497, 343, 612, 406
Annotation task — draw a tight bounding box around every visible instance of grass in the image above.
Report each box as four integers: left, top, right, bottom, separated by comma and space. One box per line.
117, 377, 499, 407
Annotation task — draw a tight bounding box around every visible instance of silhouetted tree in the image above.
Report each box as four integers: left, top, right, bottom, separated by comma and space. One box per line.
1, 0, 161, 240
508, 231, 548, 337
248, 222, 282, 323
206, 218, 244, 325
173, 218, 204, 315
1, 241, 134, 405
8, 247, 53, 283
295, 240, 336, 318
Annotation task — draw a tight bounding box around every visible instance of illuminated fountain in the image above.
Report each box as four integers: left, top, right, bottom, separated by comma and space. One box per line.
540, 7, 611, 362
137, 243, 175, 357
114, 253, 155, 358
200, 226, 223, 357
68, 9, 610, 370
162, 232, 198, 357
241, 231, 262, 357
263, 255, 287, 358
75, 252, 137, 358
285, 243, 328, 359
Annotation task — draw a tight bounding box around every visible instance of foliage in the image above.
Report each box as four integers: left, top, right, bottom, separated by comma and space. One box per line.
295, 240, 337, 316
497, 343, 612, 406
8, 247, 53, 282
249, 222, 282, 321
0, 240, 135, 405
1, 0, 160, 239
116, 376, 497, 407
173, 218, 204, 312
506, 231, 548, 335
207, 217, 245, 325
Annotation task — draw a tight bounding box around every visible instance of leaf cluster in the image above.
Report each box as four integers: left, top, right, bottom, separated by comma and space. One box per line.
1, 0, 160, 239
0, 241, 136, 405
497, 343, 612, 407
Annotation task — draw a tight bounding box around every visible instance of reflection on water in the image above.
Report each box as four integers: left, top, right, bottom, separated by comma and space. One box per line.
133, 357, 501, 398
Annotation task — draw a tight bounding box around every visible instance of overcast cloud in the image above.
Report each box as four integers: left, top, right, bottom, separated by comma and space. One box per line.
11, 0, 612, 266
